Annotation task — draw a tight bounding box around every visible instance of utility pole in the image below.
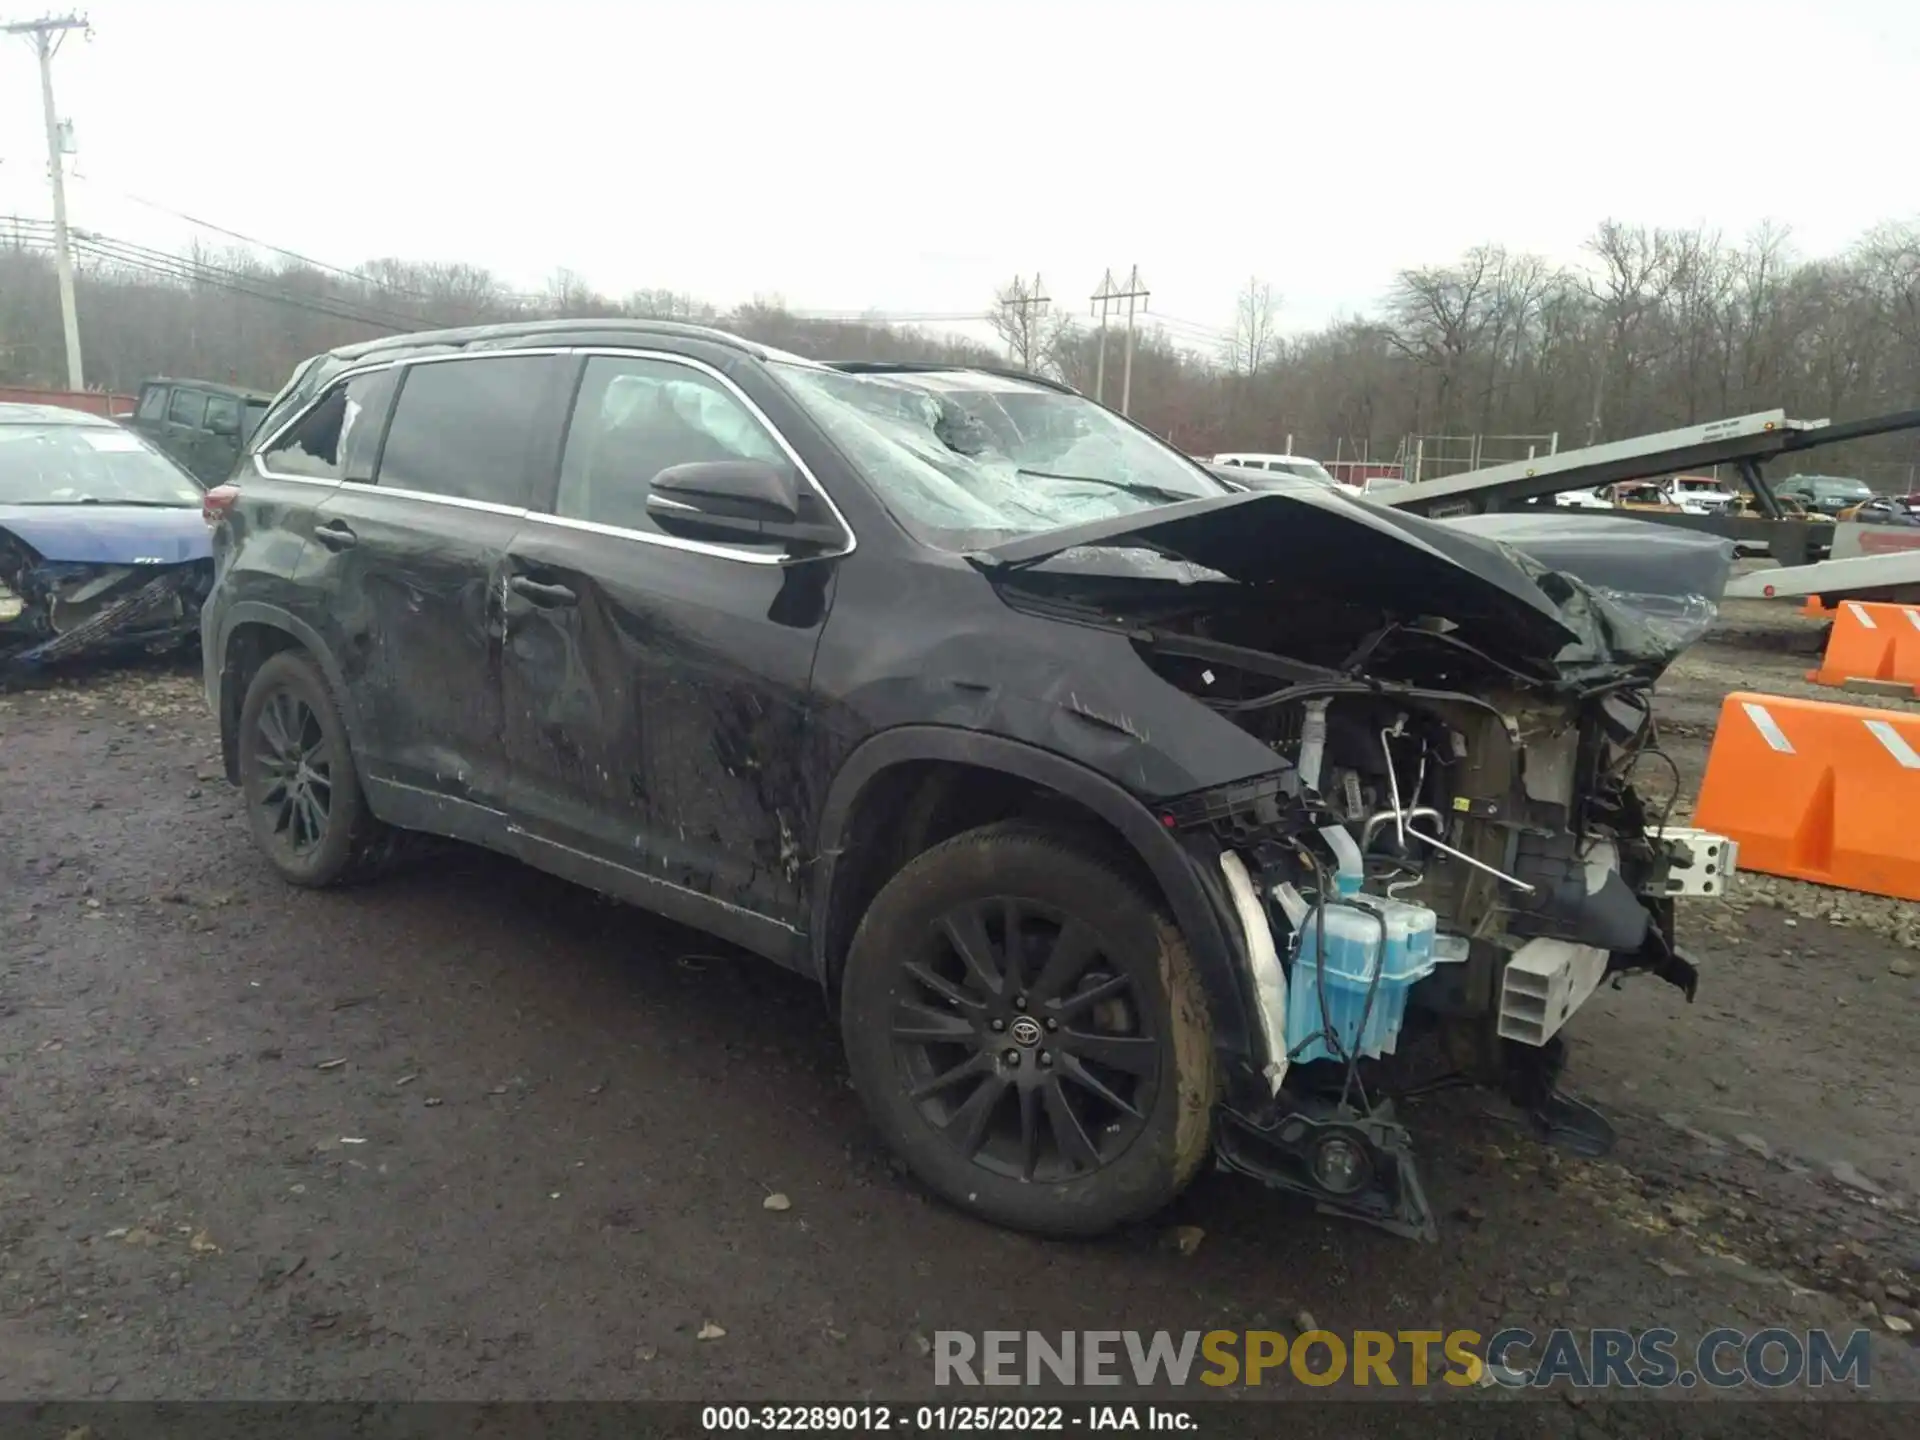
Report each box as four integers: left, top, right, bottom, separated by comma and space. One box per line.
995, 273, 1050, 371
6, 13, 90, 391
1090, 269, 1114, 405
1091, 266, 1150, 415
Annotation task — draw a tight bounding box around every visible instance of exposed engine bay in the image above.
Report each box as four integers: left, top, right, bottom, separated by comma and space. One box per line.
1151, 615, 1729, 1238
980, 493, 1741, 1239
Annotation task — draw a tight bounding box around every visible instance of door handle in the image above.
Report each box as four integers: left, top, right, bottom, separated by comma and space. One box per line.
508, 576, 577, 608
313, 521, 358, 551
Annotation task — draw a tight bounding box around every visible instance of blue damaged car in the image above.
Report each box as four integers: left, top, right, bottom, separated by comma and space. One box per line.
0, 403, 213, 667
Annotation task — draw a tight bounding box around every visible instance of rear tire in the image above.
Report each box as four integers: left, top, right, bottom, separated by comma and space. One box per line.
236, 650, 393, 887
840, 821, 1215, 1236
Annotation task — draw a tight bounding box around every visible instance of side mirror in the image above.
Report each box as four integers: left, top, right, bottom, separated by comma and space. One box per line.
645, 459, 844, 551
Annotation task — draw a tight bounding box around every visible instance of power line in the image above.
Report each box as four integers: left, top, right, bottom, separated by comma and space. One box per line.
5, 217, 422, 333
65, 172, 453, 305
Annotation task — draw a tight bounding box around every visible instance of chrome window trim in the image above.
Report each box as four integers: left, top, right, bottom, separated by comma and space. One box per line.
336, 482, 530, 518
251, 357, 404, 474
249, 344, 859, 567
523, 510, 785, 565
539, 346, 857, 566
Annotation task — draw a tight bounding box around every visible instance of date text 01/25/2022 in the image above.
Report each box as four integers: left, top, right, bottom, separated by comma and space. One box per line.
700, 1405, 1196, 1432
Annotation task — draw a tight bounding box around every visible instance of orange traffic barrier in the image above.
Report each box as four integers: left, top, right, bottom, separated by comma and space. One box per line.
1801, 597, 1833, 621
1694, 691, 1920, 902
1806, 600, 1920, 696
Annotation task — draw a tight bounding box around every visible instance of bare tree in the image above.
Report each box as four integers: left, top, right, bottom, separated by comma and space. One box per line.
1388, 246, 1498, 430
1582, 221, 1689, 443
7, 211, 1920, 489
1224, 277, 1279, 376
988, 275, 1049, 371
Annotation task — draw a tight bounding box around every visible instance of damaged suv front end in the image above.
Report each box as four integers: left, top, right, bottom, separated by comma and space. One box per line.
785, 363, 1736, 1240
979, 493, 1734, 1237
0, 406, 213, 670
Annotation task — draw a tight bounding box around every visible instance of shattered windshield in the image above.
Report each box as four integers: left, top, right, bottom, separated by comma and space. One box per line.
0, 424, 203, 507
771, 364, 1229, 548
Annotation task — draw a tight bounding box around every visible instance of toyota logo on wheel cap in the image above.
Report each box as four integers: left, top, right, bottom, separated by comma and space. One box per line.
1008, 1015, 1044, 1047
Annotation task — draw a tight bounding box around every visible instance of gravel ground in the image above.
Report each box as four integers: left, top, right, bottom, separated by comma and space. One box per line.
2, 601, 1918, 1434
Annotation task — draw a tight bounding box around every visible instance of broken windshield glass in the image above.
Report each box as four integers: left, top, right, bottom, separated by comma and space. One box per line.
771, 364, 1228, 549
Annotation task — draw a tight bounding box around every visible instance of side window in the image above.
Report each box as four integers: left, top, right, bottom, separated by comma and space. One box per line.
375, 356, 553, 506
137, 386, 168, 422
243, 401, 270, 440
204, 393, 243, 437
167, 389, 207, 428
259, 369, 399, 482
553, 356, 785, 534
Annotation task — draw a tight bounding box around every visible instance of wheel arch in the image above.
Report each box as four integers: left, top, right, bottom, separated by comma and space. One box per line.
809, 726, 1257, 1069
214, 603, 362, 786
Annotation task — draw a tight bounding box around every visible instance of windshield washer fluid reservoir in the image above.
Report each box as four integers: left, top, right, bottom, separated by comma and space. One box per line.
1284, 882, 1439, 1063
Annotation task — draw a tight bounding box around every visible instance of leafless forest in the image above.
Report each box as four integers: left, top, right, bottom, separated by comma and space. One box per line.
3, 216, 1918, 480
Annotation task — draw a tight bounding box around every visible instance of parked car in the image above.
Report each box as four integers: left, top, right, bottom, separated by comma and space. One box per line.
1208, 461, 1339, 492
1211, 452, 1340, 487
1838, 495, 1920, 526
202, 321, 1733, 1240
128, 377, 274, 487
1772, 473, 1875, 517
1554, 486, 1615, 510
1665, 475, 1740, 515
1, 403, 213, 665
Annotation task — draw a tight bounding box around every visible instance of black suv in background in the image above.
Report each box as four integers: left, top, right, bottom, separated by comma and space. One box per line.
130, 377, 274, 486
202, 320, 1731, 1240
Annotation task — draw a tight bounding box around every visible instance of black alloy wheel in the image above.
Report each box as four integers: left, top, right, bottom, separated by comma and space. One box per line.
841, 821, 1214, 1236
891, 894, 1160, 1183
236, 649, 391, 888
252, 686, 333, 860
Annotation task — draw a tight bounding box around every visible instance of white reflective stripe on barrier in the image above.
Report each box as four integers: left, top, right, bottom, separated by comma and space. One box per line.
1866, 719, 1920, 770
1742, 701, 1796, 755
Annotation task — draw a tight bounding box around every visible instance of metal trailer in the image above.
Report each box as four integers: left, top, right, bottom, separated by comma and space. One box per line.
1381, 406, 1920, 568
1725, 545, 1920, 606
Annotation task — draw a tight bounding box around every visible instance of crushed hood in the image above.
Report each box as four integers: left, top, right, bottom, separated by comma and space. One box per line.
971, 484, 1732, 685
0, 504, 213, 566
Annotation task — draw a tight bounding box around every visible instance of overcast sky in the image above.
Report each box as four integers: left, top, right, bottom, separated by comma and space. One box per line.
2, 0, 1914, 348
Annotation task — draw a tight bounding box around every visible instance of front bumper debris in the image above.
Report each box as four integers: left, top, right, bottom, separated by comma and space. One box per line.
0, 568, 196, 669
1215, 1104, 1437, 1242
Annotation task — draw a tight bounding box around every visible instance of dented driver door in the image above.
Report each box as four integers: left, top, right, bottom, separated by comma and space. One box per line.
496, 352, 832, 958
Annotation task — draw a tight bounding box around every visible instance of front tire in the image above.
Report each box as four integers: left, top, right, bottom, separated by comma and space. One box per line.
236, 650, 390, 887
840, 822, 1215, 1236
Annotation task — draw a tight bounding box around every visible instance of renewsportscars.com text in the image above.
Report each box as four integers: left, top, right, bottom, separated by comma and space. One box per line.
934, 1328, 1874, 1390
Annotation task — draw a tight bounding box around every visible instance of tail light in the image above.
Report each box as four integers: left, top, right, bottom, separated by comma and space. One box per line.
202, 483, 240, 528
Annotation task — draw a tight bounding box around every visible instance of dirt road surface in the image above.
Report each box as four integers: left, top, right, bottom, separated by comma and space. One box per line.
3, 601, 1917, 1436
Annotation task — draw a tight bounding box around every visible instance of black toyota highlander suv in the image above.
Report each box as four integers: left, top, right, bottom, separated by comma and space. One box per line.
202, 320, 1736, 1240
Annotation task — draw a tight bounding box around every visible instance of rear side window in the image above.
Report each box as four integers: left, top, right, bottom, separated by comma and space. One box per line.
204, 393, 243, 436
167, 389, 207, 428
376, 355, 553, 507
554, 356, 785, 534
259, 368, 399, 482
136, 386, 168, 422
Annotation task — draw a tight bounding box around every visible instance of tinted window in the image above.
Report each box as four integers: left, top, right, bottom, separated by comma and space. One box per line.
260, 369, 399, 482
243, 400, 270, 439
204, 393, 243, 436
377, 356, 552, 507
554, 356, 784, 533
167, 389, 207, 428
136, 386, 168, 422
